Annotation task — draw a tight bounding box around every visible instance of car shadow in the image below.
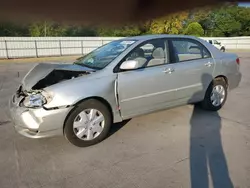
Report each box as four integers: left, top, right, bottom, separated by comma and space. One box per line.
107, 119, 131, 138
189, 105, 233, 188
189, 73, 233, 188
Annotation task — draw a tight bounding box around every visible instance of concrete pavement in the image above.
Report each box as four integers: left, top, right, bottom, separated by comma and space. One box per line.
0, 53, 249, 188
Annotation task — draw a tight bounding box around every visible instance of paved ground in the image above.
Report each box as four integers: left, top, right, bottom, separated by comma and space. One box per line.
0, 53, 250, 188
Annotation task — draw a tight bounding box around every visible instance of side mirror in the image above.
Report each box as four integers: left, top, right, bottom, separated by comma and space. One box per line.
120, 60, 139, 70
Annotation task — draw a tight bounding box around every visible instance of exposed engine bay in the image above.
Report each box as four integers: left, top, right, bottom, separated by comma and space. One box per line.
15, 63, 94, 108
32, 70, 90, 90
20, 62, 95, 91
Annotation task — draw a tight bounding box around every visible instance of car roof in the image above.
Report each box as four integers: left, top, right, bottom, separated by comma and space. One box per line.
122, 34, 200, 41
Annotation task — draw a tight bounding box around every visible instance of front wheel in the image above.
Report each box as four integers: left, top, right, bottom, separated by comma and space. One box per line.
201, 78, 227, 111
64, 99, 112, 147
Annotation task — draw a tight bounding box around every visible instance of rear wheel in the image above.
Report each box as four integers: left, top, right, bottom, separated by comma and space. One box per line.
64, 99, 112, 147
201, 78, 227, 111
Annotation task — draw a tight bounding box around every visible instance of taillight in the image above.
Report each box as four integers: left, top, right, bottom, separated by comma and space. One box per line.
236, 58, 240, 65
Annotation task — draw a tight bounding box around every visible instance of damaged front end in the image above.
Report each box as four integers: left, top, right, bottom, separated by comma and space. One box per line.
32, 69, 91, 90
23, 63, 94, 91
10, 83, 73, 138
17, 87, 52, 108
9, 62, 94, 138
17, 62, 95, 108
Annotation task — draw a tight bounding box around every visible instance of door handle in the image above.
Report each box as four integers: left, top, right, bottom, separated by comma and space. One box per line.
205, 62, 213, 67
163, 68, 175, 74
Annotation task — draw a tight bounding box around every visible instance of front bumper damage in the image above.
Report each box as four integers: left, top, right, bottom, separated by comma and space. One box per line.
8, 62, 91, 139
9, 93, 73, 138
9, 62, 100, 139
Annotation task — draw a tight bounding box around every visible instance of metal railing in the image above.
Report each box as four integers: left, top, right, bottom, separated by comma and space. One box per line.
0, 36, 250, 59
0, 39, 115, 59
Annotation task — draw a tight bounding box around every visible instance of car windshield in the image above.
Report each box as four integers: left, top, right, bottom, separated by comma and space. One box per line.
74, 40, 136, 69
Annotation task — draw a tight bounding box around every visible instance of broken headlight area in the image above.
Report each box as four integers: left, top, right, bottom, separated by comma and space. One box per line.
22, 91, 53, 108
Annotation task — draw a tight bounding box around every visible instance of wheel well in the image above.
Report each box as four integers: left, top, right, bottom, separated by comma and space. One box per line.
63, 97, 114, 130
215, 75, 228, 87
76, 97, 113, 120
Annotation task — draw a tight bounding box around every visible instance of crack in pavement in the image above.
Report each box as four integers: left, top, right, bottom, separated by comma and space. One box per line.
220, 115, 250, 127
14, 140, 21, 188
0, 120, 11, 126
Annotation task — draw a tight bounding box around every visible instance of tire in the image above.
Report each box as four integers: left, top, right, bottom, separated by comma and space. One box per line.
220, 47, 225, 52
201, 77, 227, 111
64, 99, 112, 147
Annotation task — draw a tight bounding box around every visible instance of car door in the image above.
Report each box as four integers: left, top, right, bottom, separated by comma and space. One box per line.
169, 38, 215, 103
117, 38, 178, 119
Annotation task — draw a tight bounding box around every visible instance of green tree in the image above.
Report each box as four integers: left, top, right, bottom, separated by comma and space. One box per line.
65, 25, 97, 36
114, 25, 141, 36
1, 5, 250, 37
138, 21, 152, 35
189, 7, 214, 36
211, 6, 241, 37
97, 27, 114, 36
97, 25, 141, 36
184, 22, 204, 36
237, 7, 250, 36
149, 11, 188, 34
0, 22, 29, 36
29, 22, 67, 37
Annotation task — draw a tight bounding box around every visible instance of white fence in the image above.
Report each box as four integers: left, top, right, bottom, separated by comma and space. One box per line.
201, 37, 250, 50
0, 37, 123, 59
0, 36, 249, 59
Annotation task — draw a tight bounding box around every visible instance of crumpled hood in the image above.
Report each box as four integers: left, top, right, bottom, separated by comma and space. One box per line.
22, 63, 95, 91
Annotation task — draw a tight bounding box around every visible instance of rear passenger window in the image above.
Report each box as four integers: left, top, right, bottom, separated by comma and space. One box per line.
171, 39, 211, 62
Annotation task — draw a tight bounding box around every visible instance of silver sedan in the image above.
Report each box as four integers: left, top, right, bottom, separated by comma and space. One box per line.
9, 35, 242, 147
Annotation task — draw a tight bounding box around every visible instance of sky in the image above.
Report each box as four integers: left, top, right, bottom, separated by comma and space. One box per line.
238, 2, 250, 7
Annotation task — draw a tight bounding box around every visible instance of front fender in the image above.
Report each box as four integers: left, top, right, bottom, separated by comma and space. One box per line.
43, 74, 122, 123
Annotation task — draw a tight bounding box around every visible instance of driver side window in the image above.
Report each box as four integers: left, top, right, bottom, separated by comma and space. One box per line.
125, 39, 168, 69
